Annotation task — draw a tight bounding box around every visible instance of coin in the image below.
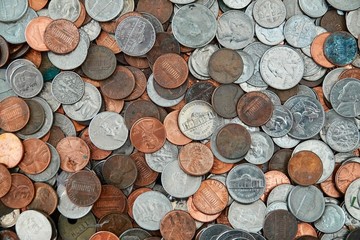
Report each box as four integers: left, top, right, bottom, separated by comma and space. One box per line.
98, 212, 133, 236
26, 182, 58, 215
324, 31, 358, 66
131, 152, 159, 187
100, 66, 136, 99
314, 204, 346, 234
178, 142, 213, 176
15, 210, 52, 240
0, 133, 24, 168
18, 99, 45, 135
0, 96, 30, 132
1, 173, 34, 209
263, 210, 298, 240
18, 138, 51, 174
51, 71, 85, 104
160, 210, 196, 240
0, 164, 11, 198
187, 196, 221, 223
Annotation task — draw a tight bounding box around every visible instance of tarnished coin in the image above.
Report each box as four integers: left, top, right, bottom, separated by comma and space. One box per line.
212, 84, 244, 119
102, 154, 137, 189
15, 210, 52, 240
58, 211, 96, 238
160, 210, 196, 240
98, 212, 133, 236
288, 185, 325, 222
133, 191, 172, 231
185, 81, 215, 104
26, 182, 58, 215
314, 204, 346, 234
288, 151, 323, 186
18, 99, 45, 135
89, 111, 128, 151
178, 100, 219, 140
263, 210, 298, 240
208, 48, 243, 84
81, 45, 117, 80
237, 91, 274, 127
226, 163, 266, 204
51, 71, 85, 104
92, 185, 127, 219
0, 96, 29, 132
261, 105, 293, 137
115, 16, 155, 56
1, 173, 34, 209
57, 185, 92, 219
215, 123, 251, 160
131, 152, 159, 187
66, 170, 101, 207
335, 162, 360, 194
100, 66, 135, 100
172, 4, 217, 48
260, 46, 304, 90
44, 19, 79, 54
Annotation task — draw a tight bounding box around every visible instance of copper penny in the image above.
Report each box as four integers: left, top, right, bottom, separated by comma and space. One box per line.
136, 0, 173, 23
102, 154, 138, 189
0, 36, 9, 67
28, 0, 48, 11
48, 126, 66, 147
127, 188, 152, 219
44, 19, 80, 54
187, 196, 221, 222
160, 210, 196, 240
27, 182, 58, 215
90, 231, 119, 240
18, 138, 51, 174
193, 179, 228, 215
236, 91, 274, 127
73, 2, 86, 28
96, 31, 121, 54
153, 53, 188, 89
100, 66, 135, 100
268, 149, 293, 175
263, 210, 298, 240
131, 152, 159, 187
124, 99, 160, 129
178, 142, 213, 176
313, 86, 331, 112
92, 185, 127, 219
338, 68, 360, 80
0, 164, 11, 198
335, 162, 360, 194
208, 48, 243, 84
123, 66, 147, 101
1, 173, 34, 209
103, 95, 124, 113
130, 117, 166, 153
80, 128, 112, 161
294, 223, 318, 239
0, 133, 24, 168
66, 170, 102, 207
25, 16, 53, 51
320, 164, 342, 198
124, 55, 150, 69
216, 207, 232, 227
163, 110, 192, 146
311, 32, 335, 68
261, 170, 290, 201
0, 96, 30, 132
320, 10, 347, 32
98, 213, 133, 236
56, 136, 90, 172
215, 123, 251, 159
40, 131, 50, 142
288, 151, 323, 186
24, 48, 42, 68
0, 230, 19, 240
146, 32, 181, 68
185, 81, 216, 104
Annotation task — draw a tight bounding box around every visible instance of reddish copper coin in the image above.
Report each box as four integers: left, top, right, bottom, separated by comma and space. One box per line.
89, 231, 119, 240
25, 16, 53, 51
163, 110, 192, 146
136, 0, 173, 23
0, 133, 24, 168
127, 188, 152, 219
131, 152, 159, 187
100, 66, 136, 100
103, 95, 124, 113
28, 0, 48, 11
98, 213, 133, 236
0, 36, 9, 67
320, 165, 342, 198
215, 123, 251, 159
288, 151, 323, 186
56, 137, 90, 172
313, 86, 330, 112
193, 179, 228, 215
73, 2, 86, 28
268, 149, 292, 175
310, 32, 335, 68
338, 68, 360, 80
0, 173, 34, 209
153, 53, 188, 89
187, 196, 221, 222
24, 48, 42, 68
92, 185, 128, 219
0, 164, 11, 198
18, 138, 51, 174
124, 55, 150, 69
123, 66, 147, 101
261, 170, 290, 201
216, 207, 232, 227
294, 223, 318, 239
66, 170, 102, 207
0, 230, 19, 240
80, 128, 112, 161
96, 31, 121, 54
0, 96, 30, 132
130, 117, 166, 153
124, 99, 160, 129
335, 162, 360, 194
206, 142, 234, 174
236, 91, 274, 127
26, 182, 58, 215
102, 155, 138, 189
44, 19, 80, 54
178, 142, 214, 176
160, 210, 196, 240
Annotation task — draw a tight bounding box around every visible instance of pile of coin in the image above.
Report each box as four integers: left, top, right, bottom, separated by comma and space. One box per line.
1, 0, 360, 239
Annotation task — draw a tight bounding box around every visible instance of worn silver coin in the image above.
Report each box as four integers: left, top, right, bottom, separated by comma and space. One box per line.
53, 113, 76, 137
51, 71, 85, 104
253, 0, 286, 28
10, 65, 43, 98
85, 0, 124, 22
0, 0, 28, 22
145, 140, 179, 173
314, 204, 346, 234
284, 15, 317, 48
245, 132, 274, 165
39, 82, 61, 112
261, 105, 293, 137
